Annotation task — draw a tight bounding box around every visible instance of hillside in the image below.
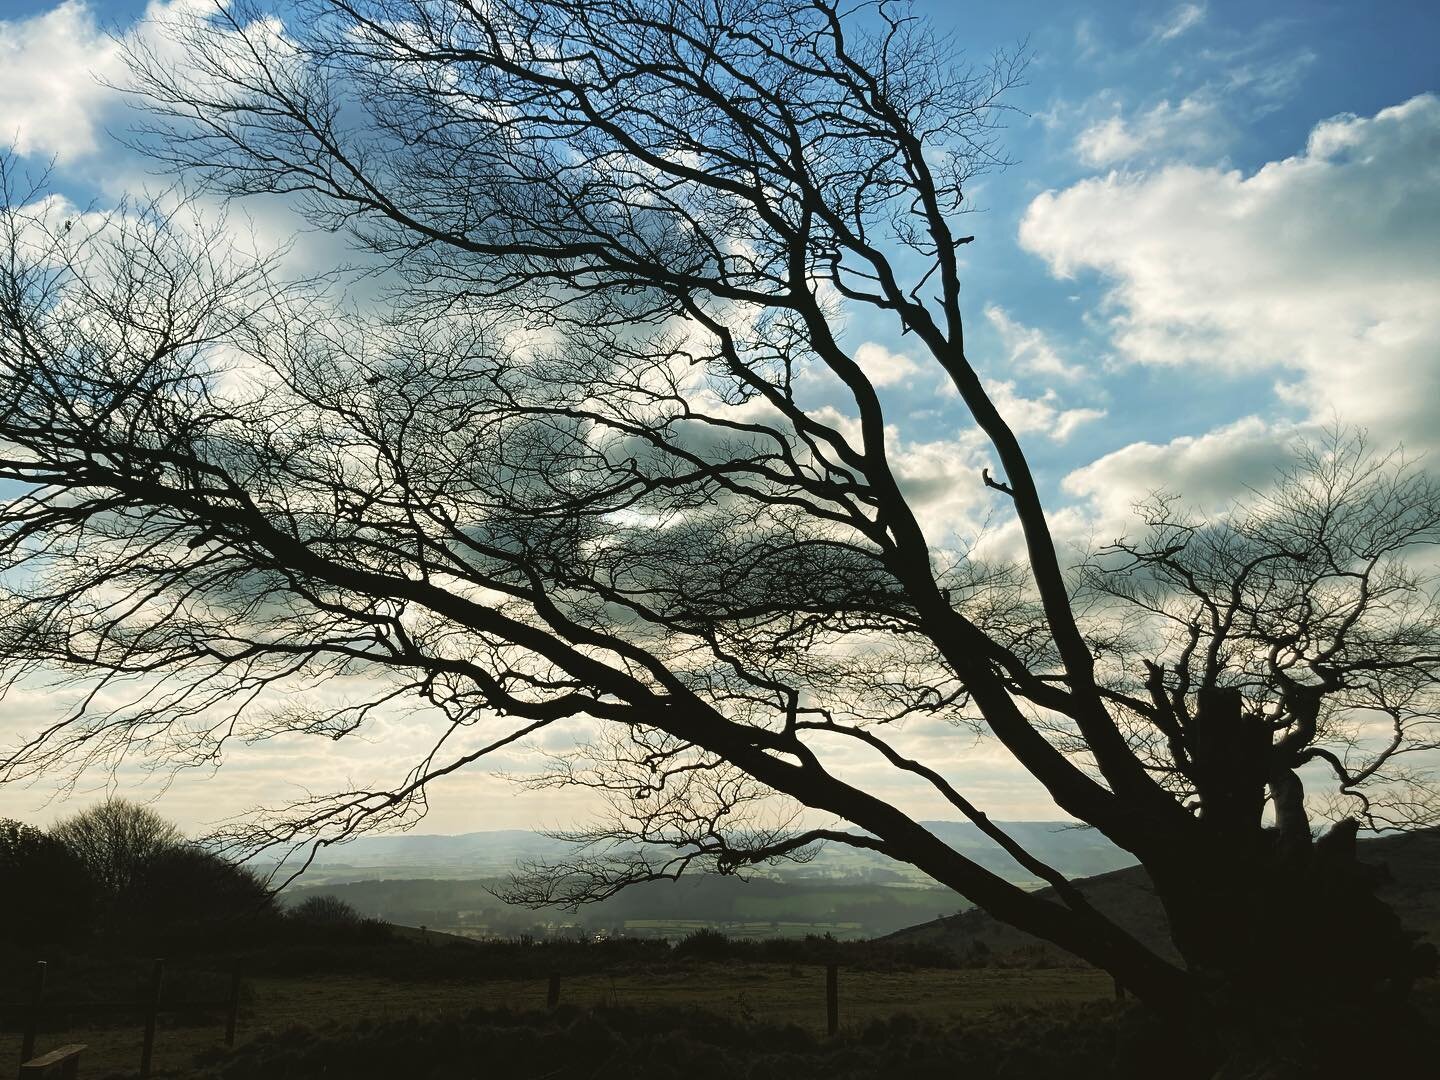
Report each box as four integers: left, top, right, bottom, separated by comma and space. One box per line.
284, 872, 965, 940
275, 820, 1136, 887
885, 827, 1440, 965
276, 820, 1138, 941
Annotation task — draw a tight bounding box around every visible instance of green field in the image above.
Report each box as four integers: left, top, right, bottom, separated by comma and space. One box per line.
288, 875, 966, 941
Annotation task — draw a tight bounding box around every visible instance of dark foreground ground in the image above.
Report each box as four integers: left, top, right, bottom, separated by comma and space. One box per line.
188, 999, 1165, 1080
7, 824, 1439, 1079
1, 984, 1161, 1079
3, 938, 1435, 1079
1, 947, 1119, 1078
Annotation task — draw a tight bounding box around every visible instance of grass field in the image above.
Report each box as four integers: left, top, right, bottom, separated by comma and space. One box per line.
1, 963, 1116, 1078
614, 919, 868, 938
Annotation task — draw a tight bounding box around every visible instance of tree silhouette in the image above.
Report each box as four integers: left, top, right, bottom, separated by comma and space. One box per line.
0, 817, 93, 942
0, 1, 1435, 1073
49, 799, 183, 899
45, 799, 274, 942
134, 842, 278, 940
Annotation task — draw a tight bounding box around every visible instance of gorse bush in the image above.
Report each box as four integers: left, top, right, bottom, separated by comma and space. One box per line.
672, 928, 732, 961
669, 932, 974, 971
226, 928, 994, 988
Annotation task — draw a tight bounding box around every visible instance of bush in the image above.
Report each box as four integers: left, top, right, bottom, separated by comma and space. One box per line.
131, 845, 280, 949
0, 818, 94, 944
665, 931, 963, 971
673, 928, 732, 961
289, 894, 364, 927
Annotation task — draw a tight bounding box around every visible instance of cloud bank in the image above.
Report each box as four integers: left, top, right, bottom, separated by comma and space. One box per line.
1022, 95, 1440, 522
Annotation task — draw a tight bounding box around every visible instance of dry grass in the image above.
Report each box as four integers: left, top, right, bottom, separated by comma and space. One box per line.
1, 964, 1115, 1078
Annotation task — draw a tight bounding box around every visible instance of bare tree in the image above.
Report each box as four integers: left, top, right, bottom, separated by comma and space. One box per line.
42, 798, 274, 939
1078, 435, 1440, 837
0, 1, 1435, 1072
49, 799, 182, 898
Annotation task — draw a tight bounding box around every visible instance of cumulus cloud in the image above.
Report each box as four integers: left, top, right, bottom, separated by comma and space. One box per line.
889, 433, 992, 545
983, 304, 1085, 381
0, 0, 244, 167
988, 383, 1105, 443
1022, 94, 1440, 455
880, 389, 1102, 551
0, 1, 124, 162
853, 341, 922, 387
1074, 96, 1230, 167
1060, 416, 1299, 538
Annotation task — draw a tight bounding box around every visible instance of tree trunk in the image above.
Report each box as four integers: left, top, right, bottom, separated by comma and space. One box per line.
1147, 820, 1436, 1078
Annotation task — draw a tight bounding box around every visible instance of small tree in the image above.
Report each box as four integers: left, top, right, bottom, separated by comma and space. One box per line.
49, 799, 183, 899
46, 799, 274, 942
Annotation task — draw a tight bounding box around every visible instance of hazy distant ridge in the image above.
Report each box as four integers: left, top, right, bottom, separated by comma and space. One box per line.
285, 821, 1136, 885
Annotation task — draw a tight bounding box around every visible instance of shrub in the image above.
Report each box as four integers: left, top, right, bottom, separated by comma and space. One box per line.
0, 819, 93, 944
132, 845, 280, 949
289, 894, 364, 927
1, 802, 283, 951
673, 928, 733, 961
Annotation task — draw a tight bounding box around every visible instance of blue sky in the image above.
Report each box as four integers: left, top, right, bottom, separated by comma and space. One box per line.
0, 0, 1437, 835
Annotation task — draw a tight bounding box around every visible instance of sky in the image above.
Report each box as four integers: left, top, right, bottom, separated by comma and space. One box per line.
0, 0, 1437, 838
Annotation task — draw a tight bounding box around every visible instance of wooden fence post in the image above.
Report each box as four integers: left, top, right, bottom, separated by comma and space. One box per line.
825, 962, 838, 1037
18, 960, 46, 1074
224, 969, 242, 1048
546, 973, 560, 1010
139, 959, 163, 1079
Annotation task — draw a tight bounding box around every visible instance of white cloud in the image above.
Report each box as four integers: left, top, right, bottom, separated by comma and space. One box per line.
888, 433, 990, 542
988, 383, 1105, 443
1214, 46, 1317, 108
0, 1, 246, 167
1074, 96, 1230, 167
1060, 416, 1299, 539
1073, 19, 1102, 62
0, 1, 124, 162
1153, 3, 1207, 43
853, 341, 923, 387
983, 304, 1085, 380
1021, 94, 1440, 455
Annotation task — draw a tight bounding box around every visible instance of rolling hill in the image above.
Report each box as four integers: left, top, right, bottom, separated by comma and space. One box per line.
275, 819, 1137, 887
883, 827, 1440, 965
274, 819, 1140, 941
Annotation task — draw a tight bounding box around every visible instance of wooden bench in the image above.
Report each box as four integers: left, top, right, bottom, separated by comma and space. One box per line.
19, 1043, 86, 1078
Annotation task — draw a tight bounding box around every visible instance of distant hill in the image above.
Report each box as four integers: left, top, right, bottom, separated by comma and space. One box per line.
269, 829, 580, 882
284, 873, 965, 940
274, 820, 1137, 888
272, 820, 1139, 942
884, 828, 1440, 965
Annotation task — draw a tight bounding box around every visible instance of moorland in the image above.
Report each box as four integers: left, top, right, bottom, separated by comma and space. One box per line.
3, 817, 1436, 1078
